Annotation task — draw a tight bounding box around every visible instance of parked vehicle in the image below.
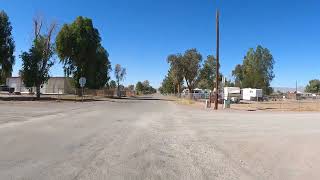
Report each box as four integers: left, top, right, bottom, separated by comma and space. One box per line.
0, 85, 15, 93
0, 85, 9, 91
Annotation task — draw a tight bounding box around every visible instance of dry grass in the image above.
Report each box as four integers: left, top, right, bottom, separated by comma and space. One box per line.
176, 98, 196, 105
231, 100, 320, 112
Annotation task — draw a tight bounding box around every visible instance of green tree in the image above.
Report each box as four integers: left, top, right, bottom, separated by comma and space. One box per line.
232, 64, 243, 87
197, 55, 222, 90
142, 80, 150, 92
135, 80, 156, 94
55, 16, 111, 89
224, 78, 235, 87
159, 74, 175, 94
114, 64, 126, 97
0, 11, 15, 84
167, 54, 184, 93
140, 80, 156, 94
305, 79, 320, 93
232, 45, 275, 95
167, 48, 202, 93
89, 47, 111, 88
109, 80, 117, 89
20, 18, 56, 99
182, 49, 202, 92
135, 81, 143, 95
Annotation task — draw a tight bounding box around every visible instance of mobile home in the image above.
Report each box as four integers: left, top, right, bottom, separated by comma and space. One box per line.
241, 88, 263, 101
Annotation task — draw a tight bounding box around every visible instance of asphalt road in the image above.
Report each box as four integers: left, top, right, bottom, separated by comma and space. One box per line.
0, 97, 320, 180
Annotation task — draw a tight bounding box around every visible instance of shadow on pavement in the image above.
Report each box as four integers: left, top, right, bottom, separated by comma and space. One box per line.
0, 96, 175, 102
107, 96, 176, 102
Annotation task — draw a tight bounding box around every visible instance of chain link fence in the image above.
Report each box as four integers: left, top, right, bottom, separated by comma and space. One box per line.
162, 92, 320, 111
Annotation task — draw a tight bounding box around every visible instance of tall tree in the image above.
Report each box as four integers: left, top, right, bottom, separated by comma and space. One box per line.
167, 54, 184, 94
182, 49, 202, 92
232, 45, 275, 95
232, 64, 243, 87
197, 55, 222, 90
167, 48, 202, 93
109, 80, 117, 89
20, 17, 56, 99
134, 80, 156, 94
114, 64, 126, 97
142, 80, 150, 92
305, 79, 320, 93
0, 11, 15, 84
159, 74, 175, 94
135, 81, 143, 95
55, 16, 111, 89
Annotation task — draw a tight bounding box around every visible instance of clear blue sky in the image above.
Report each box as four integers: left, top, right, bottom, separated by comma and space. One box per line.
2, 0, 320, 88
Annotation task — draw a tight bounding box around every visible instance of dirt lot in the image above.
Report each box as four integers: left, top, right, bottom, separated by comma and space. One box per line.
230, 99, 320, 112
1, 97, 320, 179
181, 97, 320, 112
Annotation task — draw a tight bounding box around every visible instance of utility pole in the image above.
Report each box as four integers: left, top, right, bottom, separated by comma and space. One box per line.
214, 10, 220, 110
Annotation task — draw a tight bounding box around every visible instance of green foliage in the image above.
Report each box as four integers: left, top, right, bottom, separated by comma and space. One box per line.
232, 64, 243, 87
167, 54, 184, 92
135, 81, 143, 94
135, 80, 156, 94
55, 16, 111, 89
197, 55, 222, 90
0, 11, 15, 84
159, 74, 175, 94
182, 49, 202, 91
109, 80, 117, 89
305, 79, 320, 93
224, 79, 235, 87
167, 48, 202, 91
232, 45, 275, 95
20, 18, 56, 99
20, 36, 54, 88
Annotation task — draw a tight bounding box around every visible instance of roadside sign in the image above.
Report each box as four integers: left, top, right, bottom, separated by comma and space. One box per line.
79, 77, 86, 87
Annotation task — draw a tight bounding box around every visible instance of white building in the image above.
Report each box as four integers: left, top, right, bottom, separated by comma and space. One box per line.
6, 77, 74, 94
241, 88, 263, 101
223, 87, 241, 102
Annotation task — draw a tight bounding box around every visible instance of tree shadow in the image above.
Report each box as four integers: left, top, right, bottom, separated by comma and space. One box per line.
107, 96, 175, 102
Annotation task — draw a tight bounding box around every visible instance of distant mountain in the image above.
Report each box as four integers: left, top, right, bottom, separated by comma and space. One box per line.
272, 86, 305, 93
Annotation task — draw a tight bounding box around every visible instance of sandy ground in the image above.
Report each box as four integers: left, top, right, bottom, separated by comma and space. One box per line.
231, 100, 320, 112
0, 97, 320, 180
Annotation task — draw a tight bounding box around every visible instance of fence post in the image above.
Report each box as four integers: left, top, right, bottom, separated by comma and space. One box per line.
57, 88, 59, 101
75, 89, 77, 102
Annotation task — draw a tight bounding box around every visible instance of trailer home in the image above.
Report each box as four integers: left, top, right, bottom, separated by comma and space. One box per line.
241, 88, 263, 101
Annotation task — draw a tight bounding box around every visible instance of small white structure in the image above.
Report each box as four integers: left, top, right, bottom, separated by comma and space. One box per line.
223, 87, 241, 105
223, 87, 241, 100
6, 77, 74, 94
242, 88, 263, 101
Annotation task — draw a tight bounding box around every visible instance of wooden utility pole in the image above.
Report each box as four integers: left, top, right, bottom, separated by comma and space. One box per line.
214, 10, 220, 110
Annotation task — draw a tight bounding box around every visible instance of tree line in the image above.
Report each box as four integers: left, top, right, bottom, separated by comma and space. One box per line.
0, 10, 129, 98
135, 80, 157, 95
107, 79, 156, 95
160, 46, 276, 95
